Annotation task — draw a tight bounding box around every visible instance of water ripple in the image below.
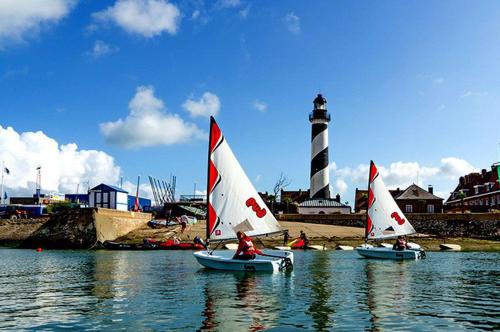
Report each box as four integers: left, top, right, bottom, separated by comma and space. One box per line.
0, 249, 498, 331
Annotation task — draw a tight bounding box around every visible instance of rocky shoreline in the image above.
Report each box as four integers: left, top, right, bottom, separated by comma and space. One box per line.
1, 215, 499, 251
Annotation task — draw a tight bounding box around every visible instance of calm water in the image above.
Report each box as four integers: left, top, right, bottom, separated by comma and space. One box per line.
0, 249, 498, 331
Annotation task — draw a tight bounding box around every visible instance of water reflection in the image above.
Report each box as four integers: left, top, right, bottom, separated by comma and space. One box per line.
363, 261, 380, 332
307, 252, 333, 331
199, 271, 282, 331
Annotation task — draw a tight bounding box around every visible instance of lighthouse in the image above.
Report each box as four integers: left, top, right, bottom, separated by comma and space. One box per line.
309, 94, 331, 199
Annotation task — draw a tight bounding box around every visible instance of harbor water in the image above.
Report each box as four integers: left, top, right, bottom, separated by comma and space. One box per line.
0, 248, 498, 331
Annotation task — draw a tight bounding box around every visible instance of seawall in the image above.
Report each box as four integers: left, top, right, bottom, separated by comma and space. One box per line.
276, 213, 500, 240
0, 208, 151, 249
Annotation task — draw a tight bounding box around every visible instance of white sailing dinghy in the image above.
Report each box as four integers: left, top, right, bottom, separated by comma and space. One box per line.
193, 117, 293, 272
356, 161, 426, 260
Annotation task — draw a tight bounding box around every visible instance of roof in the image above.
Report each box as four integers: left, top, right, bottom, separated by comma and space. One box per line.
299, 199, 349, 208
396, 184, 443, 200
89, 183, 128, 193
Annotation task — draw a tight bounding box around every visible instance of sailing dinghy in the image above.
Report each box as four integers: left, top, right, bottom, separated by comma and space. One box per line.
356, 161, 426, 260
193, 117, 293, 272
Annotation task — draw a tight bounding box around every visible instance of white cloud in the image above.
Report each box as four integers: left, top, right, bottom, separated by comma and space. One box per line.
87, 40, 118, 59
433, 77, 444, 84
122, 180, 153, 200
182, 92, 221, 118
460, 91, 488, 99
0, 126, 120, 197
0, 0, 76, 48
100, 85, 206, 148
439, 157, 476, 179
239, 6, 250, 18
284, 12, 300, 34
195, 189, 207, 196
255, 174, 262, 182
252, 100, 267, 112
93, 0, 181, 38
191, 9, 201, 20
333, 178, 348, 195
331, 157, 476, 202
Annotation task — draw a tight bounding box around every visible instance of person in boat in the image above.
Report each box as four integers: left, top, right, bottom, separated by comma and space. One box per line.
300, 230, 310, 249
393, 235, 410, 251
233, 231, 262, 260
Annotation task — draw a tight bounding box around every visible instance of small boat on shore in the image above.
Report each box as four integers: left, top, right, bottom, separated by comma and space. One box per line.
336, 245, 354, 250
103, 240, 158, 250
356, 161, 426, 260
440, 243, 462, 251
193, 117, 293, 272
144, 238, 204, 250
307, 244, 327, 251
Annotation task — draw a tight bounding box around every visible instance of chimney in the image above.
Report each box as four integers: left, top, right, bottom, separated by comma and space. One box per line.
428, 185, 434, 194
335, 193, 340, 202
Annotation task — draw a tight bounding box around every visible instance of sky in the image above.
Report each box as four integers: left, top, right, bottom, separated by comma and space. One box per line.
1, 0, 499, 205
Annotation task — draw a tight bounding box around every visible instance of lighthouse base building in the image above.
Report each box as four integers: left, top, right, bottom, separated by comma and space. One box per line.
299, 94, 351, 215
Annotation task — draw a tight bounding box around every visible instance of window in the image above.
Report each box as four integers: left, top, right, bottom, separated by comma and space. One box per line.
475, 186, 479, 194
427, 204, 434, 213
405, 204, 413, 213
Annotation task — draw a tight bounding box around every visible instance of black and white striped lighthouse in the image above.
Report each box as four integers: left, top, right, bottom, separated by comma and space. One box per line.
309, 94, 331, 199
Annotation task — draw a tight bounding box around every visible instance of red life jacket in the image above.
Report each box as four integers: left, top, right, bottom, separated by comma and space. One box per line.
241, 237, 256, 255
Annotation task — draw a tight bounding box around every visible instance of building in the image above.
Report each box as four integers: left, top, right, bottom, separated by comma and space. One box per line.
445, 163, 500, 212
280, 189, 310, 204
355, 184, 443, 213
396, 184, 444, 213
127, 195, 152, 211
88, 184, 129, 211
298, 194, 351, 214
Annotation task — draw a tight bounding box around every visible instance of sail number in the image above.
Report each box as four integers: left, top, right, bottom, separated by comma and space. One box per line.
390, 211, 406, 225
246, 198, 267, 218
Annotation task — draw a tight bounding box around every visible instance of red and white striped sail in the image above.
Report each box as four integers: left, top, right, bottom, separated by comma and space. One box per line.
366, 161, 416, 240
206, 117, 281, 241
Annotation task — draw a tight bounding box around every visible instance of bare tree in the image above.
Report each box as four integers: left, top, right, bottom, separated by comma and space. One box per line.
273, 172, 292, 203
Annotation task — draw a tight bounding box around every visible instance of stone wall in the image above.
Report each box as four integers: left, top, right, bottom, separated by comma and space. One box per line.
1, 208, 151, 249
276, 213, 500, 239
94, 208, 151, 243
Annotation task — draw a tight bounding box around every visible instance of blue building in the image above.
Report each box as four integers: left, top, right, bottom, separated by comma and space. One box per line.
127, 196, 152, 211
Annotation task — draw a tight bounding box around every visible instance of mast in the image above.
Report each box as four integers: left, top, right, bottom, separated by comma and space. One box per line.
206, 116, 216, 243
134, 175, 140, 211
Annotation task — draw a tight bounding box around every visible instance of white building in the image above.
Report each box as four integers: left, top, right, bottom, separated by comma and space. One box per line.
88, 184, 128, 211
298, 198, 351, 215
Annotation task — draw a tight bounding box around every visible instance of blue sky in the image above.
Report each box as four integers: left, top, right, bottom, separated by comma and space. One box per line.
1, 0, 499, 204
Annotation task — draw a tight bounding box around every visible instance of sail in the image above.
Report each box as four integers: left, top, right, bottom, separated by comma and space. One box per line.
366, 161, 416, 240
206, 117, 281, 241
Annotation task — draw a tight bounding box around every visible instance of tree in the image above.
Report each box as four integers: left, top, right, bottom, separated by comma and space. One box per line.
273, 172, 291, 203
457, 191, 466, 214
